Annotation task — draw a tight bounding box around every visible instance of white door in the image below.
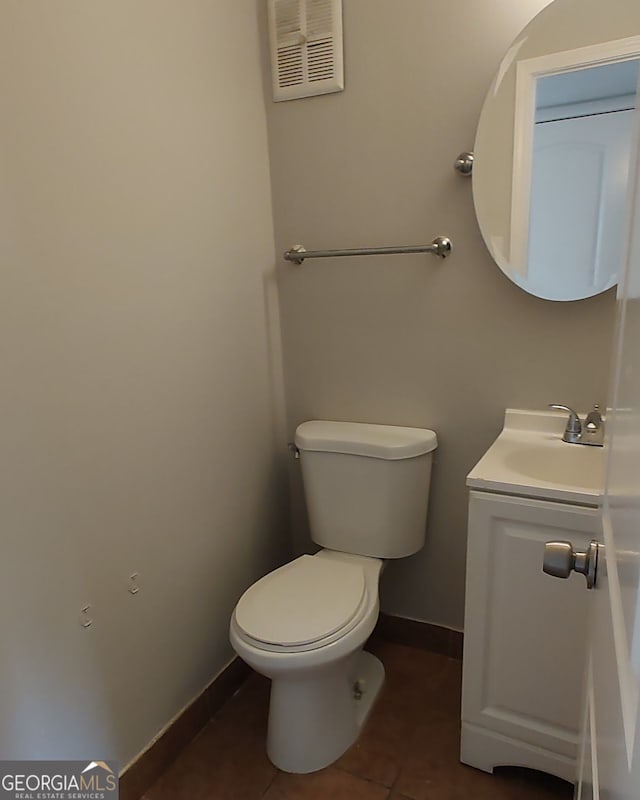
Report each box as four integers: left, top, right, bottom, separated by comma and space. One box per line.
528, 109, 634, 301
572, 111, 640, 799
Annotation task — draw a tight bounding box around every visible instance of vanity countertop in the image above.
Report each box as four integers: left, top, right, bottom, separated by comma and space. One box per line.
467, 409, 604, 507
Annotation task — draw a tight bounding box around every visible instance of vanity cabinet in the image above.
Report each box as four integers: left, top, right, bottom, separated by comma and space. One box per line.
461, 490, 600, 782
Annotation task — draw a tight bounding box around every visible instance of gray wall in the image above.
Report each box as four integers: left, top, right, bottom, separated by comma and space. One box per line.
0, 0, 288, 767
263, 0, 616, 630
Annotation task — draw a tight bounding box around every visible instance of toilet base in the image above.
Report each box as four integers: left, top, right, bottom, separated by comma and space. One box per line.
266, 649, 385, 774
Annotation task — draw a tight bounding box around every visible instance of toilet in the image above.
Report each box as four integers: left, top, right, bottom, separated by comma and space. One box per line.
229, 420, 437, 774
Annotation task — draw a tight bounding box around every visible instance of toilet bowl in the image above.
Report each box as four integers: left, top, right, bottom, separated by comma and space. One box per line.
230, 420, 437, 774
230, 550, 384, 774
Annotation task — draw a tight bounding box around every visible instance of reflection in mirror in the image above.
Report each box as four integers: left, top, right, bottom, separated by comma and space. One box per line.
527, 60, 638, 300
472, 0, 640, 302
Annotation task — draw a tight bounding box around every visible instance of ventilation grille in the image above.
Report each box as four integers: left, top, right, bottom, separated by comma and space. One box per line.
268, 0, 344, 101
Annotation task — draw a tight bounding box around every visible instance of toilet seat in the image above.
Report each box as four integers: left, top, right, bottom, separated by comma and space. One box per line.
234, 555, 368, 652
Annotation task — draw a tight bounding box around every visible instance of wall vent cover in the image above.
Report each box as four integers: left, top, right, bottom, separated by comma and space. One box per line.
268, 0, 344, 102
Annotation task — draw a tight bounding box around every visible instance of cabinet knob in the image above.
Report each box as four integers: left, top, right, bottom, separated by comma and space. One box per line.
543, 540, 600, 589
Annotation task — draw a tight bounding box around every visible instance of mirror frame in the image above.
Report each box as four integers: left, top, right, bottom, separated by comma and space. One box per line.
510, 35, 640, 277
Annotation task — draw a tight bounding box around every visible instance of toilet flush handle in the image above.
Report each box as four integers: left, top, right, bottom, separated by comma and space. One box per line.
288, 442, 300, 460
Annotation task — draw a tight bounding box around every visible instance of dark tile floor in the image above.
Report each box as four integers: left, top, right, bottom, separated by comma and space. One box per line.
144, 640, 574, 799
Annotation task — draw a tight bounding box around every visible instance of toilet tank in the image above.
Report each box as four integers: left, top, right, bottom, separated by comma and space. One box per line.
294, 421, 437, 559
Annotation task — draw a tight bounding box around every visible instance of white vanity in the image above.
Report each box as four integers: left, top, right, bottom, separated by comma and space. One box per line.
460, 409, 603, 782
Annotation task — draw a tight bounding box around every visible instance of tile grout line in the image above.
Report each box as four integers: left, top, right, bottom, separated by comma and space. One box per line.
260, 769, 280, 798
333, 761, 396, 792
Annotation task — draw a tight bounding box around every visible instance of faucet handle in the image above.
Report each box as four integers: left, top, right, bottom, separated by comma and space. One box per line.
549, 404, 582, 435
585, 404, 603, 431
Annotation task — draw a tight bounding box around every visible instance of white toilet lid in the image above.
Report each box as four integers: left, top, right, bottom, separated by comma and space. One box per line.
235, 555, 366, 646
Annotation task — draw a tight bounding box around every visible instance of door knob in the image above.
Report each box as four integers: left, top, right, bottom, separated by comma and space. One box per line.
543, 540, 600, 589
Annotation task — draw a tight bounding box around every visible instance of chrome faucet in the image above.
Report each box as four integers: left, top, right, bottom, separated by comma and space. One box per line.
548, 404, 604, 447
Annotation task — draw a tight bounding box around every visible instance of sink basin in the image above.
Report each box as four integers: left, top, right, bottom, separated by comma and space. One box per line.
467, 409, 604, 505
504, 440, 602, 490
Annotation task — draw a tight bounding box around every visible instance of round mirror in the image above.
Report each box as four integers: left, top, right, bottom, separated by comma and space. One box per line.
473, 0, 640, 301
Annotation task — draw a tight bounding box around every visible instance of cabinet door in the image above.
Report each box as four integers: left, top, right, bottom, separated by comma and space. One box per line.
462, 491, 600, 773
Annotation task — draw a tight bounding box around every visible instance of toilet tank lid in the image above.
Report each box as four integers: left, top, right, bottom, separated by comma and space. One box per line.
295, 421, 437, 460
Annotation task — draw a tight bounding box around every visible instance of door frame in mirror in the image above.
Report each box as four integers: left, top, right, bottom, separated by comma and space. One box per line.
510, 35, 640, 275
